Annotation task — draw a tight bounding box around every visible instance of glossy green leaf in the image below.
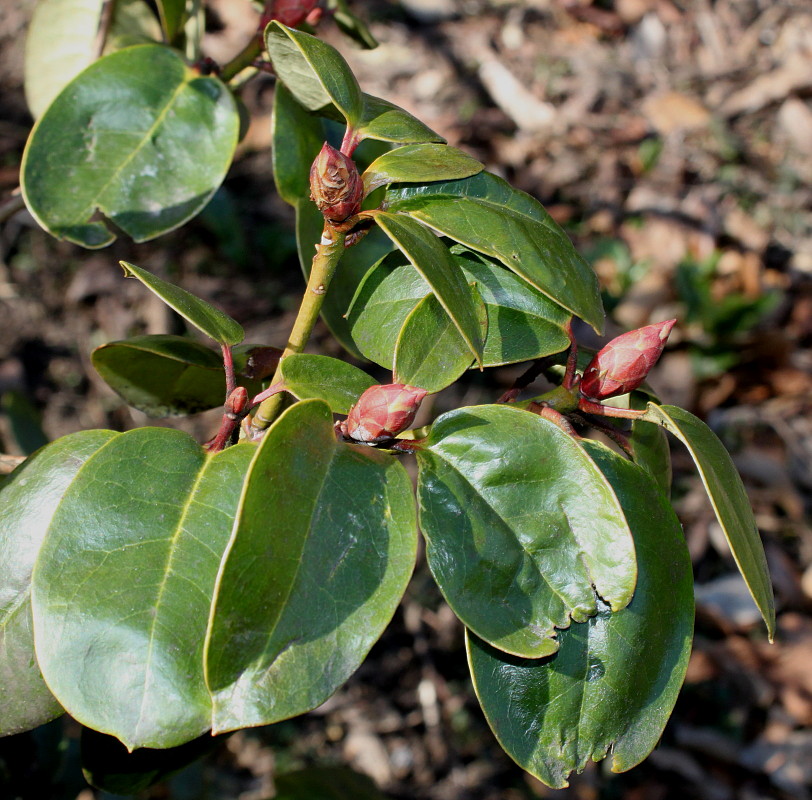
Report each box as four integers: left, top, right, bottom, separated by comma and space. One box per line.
91, 335, 262, 416
276, 766, 390, 800
24, 0, 161, 119
416, 405, 636, 658
265, 22, 363, 126
374, 212, 484, 364
296, 198, 394, 357
643, 403, 775, 638
81, 727, 218, 794
468, 441, 694, 788
357, 94, 444, 144
394, 292, 482, 393
120, 262, 244, 346
362, 144, 482, 194
0, 430, 116, 736
31, 430, 256, 750
273, 82, 326, 205
279, 354, 377, 414
155, 0, 188, 43
22, 45, 239, 248
348, 251, 571, 369
386, 171, 604, 332
205, 400, 417, 733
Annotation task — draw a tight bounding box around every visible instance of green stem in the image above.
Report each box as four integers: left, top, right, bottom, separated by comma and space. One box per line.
221, 35, 264, 82
249, 224, 346, 433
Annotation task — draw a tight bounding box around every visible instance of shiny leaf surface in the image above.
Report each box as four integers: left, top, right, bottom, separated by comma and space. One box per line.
279, 354, 377, 414
206, 400, 417, 733
265, 22, 363, 126
120, 262, 244, 346
22, 45, 239, 247
393, 292, 482, 393
643, 403, 775, 638
363, 144, 482, 194
468, 441, 693, 788
92, 335, 262, 416
374, 212, 484, 364
386, 171, 604, 332
31, 430, 256, 749
0, 431, 115, 736
356, 94, 444, 144
416, 405, 636, 657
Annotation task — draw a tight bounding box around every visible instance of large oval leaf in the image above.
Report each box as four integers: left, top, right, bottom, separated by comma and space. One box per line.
374, 212, 484, 365
0, 430, 116, 736
362, 144, 482, 194
24, 0, 162, 119
393, 291, 483, 393
468, 441, 694, 788
31, 430, 256, 750
348, 249, 571, 369
416, 405, 636, 658
265, 22, 363, 126
356, 94, 444, 145
205, 399, 417, 733
92, 335, 262, 416
22, 44, 239, 248
120, 262, 244, 346
386, 171, 604, 332
279, 354, 377, 414
643, 403, 775, 638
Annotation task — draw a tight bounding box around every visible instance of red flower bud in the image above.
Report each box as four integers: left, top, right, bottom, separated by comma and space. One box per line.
579, 319, 676, 400
225, 386, 249, 417
309, 142, 363, 224
344, 384, 428, 444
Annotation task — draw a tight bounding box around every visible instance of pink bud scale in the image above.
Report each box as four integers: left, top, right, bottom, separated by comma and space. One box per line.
344, 384, 428, 444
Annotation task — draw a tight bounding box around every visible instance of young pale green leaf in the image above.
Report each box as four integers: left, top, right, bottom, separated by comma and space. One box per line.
393, 292, 482, 393
416, 405, 636, 658
205, 400, 417, 733
21, 45, 239, 248
24, 0, 162, 118
296, 198, 394, 358
265, 22, 363, 127
80, 727, 218, 794
362, 144, 482, 194
31, 430, 256, 750
468, 441, 694, 789
92, 335, 263, 417
374, 212, 484, 365
276, 766, 391, 800
0, 430, 116, 736
120, 262, 244, 346
279, 354, 377, 414
386, 171, 604, 332
357, 94, 444, 144
273, 82, 327, 205
155, 0, 187, 43
643, 403, 775, 639
347, 251, 571, 369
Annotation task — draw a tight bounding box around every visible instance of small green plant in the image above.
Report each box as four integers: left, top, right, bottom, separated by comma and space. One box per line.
1, 2, 774, 794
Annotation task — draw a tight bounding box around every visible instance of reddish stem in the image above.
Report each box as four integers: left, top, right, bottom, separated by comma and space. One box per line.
562, 321, 579, 391
221, 344, 236, 399
340, 127, 361, 157
577, 397, 646, 420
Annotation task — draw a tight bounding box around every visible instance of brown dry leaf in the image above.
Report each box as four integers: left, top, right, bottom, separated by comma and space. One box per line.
719, 52, 812, 117
777, 97, 812, 156
642, 91, 711, 134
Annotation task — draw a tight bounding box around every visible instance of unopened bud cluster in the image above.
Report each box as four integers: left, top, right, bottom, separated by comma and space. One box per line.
343, 384, 427, 444
580, 319, 676, 400
309, 142, 363, 224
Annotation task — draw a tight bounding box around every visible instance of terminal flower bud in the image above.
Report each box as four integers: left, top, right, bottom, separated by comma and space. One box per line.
580, 319, 676, 400
344, 384, 428, 444
271, 0, 319, 27
309, 142, 363, 224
